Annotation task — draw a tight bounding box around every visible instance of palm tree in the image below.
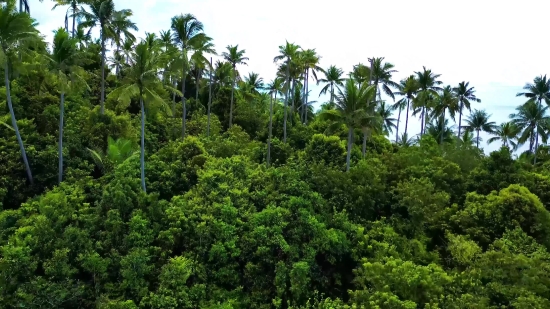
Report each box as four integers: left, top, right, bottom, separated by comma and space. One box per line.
431, 86, 458, 144
300, 48, 321, 123
170, 13, 205, 138
394, 75, 419, 136
516, 75, 550, 160
427, 118, 454, 145
48, 27, 88, 183
87, 136, 138, 174
52, 0, 89, 37
273, 41, 301, 143
320, 79, 376, 171
368, 57, 399, 103
396, 133, 415, 147
244, 72, 264, 94
488, 122, 521, 150
79, 0, 136, 114
317, 65, 345, 104
108, 40, 177, 192
462, 109, 496, 148
510, 101, 550, 163
454, 81, 481, 137
0, 0, 38, 184
377, 101, 397, 136
221, 44, 248, 128
190, 34, 215, 102
415, 67, 443, 134
266, 78, 283, 167
110, 9, 137, 76
459, 130, 477, 148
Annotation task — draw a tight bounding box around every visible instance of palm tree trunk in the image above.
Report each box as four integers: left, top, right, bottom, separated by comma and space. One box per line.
207, 58, 213, 137
534, 128, 539, 164
305, 69, 310, 125
458, 101, 463, 137
476, 129, 480, 148
172, 78, 176, 116
301, 70, 306, 123
420, 107, 425, 135
395, 107, 402, 142
290, 79, 296, 125
362, 128, 367, 158
140, 96, 146, 192
229, 66, 236, 127
283, 59, 290, 143
267, 92, 274, 167
346, 127, 353, 172
330, 83, 334, 104
100, 29, 106, 115
182, 60, 187, 138
405, 99, 410, 135
440, 108, 445, 145
58, 91, 65, 184
195, 68, 200, 102
5, 64, 33, 184
71, 5, 76, 37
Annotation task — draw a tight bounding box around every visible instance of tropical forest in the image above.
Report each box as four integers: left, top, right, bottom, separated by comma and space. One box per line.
3, 0, 550, 308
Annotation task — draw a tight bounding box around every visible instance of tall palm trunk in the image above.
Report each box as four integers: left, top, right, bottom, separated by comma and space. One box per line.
182, 58, 187, 138
534, 98, 542, 164
346, 127, 353, 172
172, 77, 176, 116
283, 59, 289, 143
440, 108, 445, 145
5, 65, 33, 184
100, 28, 106, 114
404, 99, 410, 135
420, 108, 425, 135
395, 106, 402, 142
229, 65, 235, 127
207, 58, 212, 136
305, 69, 310, 125
330, 83, 334, 104
267, 92, 274, 167
457, 100, 464, 137
290, 79, 296, 125
476, 129, 480, 148
195, 68, 200, 102
58, 91, 65, 183
140, 96, 146, 192
71, 4, 76, 37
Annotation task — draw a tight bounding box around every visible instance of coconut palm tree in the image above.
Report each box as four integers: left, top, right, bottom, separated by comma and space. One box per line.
87, 136, 138, 174
170, 14, 205, 138
510, 101, 550, 163
78, 0, 136, 114
320, 79, 377, 171
318, 65, 345, 104
274, 41, 301, 143
415, 67, 443, 134
369, 57, 399, 103
488, 122, 521, 150
300, 48, 321, 122
462, 109, 496, 148
52, 0, 90, 37
110, 9, 137, 75
396, 133, 415, 147
454, 81, 481, 137
190, 34, 215, 102
266, 78, 283, 167
377, 101, 397, 136
427, 118, 454, 145
244, 72, 264, 94
108, 40, 178, 192
48, 27, 88, 183
431, 86, 459, 144
0, 0, 38, 184
394, 75, 419, 136
221, 44, 248, 128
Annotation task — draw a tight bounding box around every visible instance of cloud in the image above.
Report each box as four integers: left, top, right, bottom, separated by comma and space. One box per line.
30, 0, 550, 153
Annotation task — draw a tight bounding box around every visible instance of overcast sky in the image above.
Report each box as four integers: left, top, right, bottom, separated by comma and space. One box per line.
30, 0, 550, 153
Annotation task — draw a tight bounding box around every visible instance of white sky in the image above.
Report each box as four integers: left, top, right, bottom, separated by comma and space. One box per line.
30, 0, 550, 153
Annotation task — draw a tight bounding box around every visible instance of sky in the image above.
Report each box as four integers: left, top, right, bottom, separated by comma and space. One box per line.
29, 0, 550, 153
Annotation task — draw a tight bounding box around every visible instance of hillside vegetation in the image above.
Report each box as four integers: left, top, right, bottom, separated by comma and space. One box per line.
2, 0, 550, 308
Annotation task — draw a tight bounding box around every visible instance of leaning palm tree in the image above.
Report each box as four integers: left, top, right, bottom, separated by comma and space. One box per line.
274, 41, 301, 143
0, 0, 38, 184
170, 13, 205, 138
48, 27, 88, 183
510, 101, 550, 163
222, 45, 248, 127
79, 0, 136, 114
317, 65, 345, 104
394, 75, 419, 136
108, 40, 178, 192
320, 79, 376, 171
461, 109, 496, 148
488, 122, 521, 150
265, 78, 283, 167
454, 81, 481, 137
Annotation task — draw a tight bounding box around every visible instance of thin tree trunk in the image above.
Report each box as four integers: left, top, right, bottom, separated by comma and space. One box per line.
207, 58, 213, 137
395, 107, 402, 142
283, 59, 289, 143
290, 79, 296, 125
195, 68, 200, 102
476, 129, 480, 148
172, 78, 176, 116
534, 127, 539, 164
71, 5, 76, 37
362, 128, 367, 158
420, 107, 425, 135
305, 69, 310, 125
458, 101, 463, 137
404, 98, 410, 135
346, 127, 353, 172
302, 69, 307, 123
140, 96, 146, 192
58, 91, 65, 184
440, 108, 445, 145
5, 64, 33, 184
229, 66, 235, 127
182, 58, 187, 138
267, 92, 274, 167
100, 29, 106, 114
330, 83, 334, 104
